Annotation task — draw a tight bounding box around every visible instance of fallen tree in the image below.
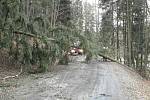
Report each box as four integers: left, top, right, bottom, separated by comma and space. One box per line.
98, 53, 117, 62
98, 53, 135, 69
13, 31, 55, 41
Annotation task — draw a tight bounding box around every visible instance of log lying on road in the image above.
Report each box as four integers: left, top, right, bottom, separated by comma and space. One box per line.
98, 53, 137, 73
98, 53, 117, 62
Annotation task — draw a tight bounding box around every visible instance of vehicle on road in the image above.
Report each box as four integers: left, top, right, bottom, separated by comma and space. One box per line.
68, 46, 84, 56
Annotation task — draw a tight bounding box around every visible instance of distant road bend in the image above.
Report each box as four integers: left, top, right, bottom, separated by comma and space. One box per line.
1, 56, 150, 100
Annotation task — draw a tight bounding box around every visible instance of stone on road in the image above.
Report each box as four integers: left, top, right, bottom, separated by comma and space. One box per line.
1, 61, 150, 100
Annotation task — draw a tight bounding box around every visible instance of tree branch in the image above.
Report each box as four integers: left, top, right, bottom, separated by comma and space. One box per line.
0, 66, 23, 82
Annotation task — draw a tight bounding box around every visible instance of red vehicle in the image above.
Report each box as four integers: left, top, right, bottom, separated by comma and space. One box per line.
68, 47, 83, 56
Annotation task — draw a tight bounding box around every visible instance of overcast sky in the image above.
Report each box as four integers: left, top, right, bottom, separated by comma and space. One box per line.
83, 0, 150, 5
82, 0, 95, 4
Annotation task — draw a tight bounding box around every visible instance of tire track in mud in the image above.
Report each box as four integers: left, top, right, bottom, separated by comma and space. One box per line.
61, 62, 103, 100
46, 63, 88, 100
54, 63, 90, 100
69, 63, 99, 100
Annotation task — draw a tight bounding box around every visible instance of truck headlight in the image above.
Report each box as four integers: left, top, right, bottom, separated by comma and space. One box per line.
71, 50, 75, 53
79, 49, 83, 53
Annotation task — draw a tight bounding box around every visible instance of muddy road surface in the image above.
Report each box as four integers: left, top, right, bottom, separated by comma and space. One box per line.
1, 59, 150, 100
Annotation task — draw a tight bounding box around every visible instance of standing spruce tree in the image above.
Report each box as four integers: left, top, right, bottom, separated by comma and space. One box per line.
99, 0, 150, 77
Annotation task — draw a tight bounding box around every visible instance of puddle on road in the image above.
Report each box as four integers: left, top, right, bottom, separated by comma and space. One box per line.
90, 94, 112, 100
76, 94, 112, 100
90, 96, 111, 100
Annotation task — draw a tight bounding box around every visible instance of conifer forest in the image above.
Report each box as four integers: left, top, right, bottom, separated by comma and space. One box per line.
1, 0, 150, 99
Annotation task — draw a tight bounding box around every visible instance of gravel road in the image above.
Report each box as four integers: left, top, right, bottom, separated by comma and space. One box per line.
1, 58, 150, 100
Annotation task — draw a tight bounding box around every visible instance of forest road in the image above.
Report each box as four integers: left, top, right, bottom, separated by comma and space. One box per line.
1, 58, 150, 100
